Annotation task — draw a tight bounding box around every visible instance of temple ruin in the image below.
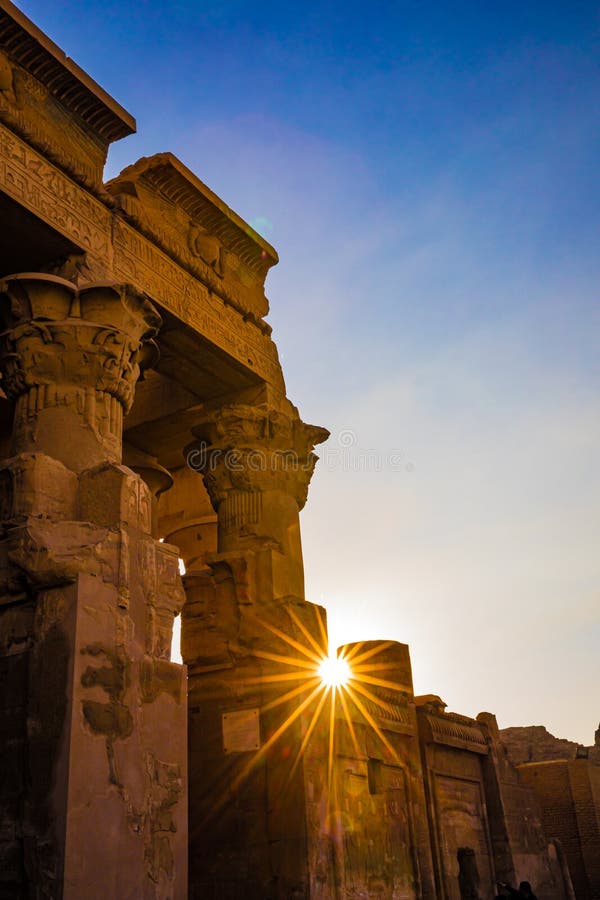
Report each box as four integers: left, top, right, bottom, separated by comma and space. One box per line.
0, 3, 593, 898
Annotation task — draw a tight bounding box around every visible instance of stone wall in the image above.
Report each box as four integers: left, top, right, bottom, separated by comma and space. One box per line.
500, 724, 600, 765
518, 760, 600, 900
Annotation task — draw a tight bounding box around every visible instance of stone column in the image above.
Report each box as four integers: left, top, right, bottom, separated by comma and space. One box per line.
0, 274, 187, 899
157, 463, 217, 573
186, 401, 329, 601
123, 444, 174, 539
181, 400, 331, 898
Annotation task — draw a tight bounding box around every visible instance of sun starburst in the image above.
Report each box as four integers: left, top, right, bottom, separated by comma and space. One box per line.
198, 605, 409, 830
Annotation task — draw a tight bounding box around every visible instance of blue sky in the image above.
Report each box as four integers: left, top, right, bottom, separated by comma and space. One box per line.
20, 0, 600, 742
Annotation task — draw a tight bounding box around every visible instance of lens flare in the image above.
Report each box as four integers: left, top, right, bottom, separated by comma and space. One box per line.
319, 654, 351, 688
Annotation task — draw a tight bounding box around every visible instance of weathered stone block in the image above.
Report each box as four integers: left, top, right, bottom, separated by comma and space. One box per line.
0, 453, 77, 525
79, 462, 152, 532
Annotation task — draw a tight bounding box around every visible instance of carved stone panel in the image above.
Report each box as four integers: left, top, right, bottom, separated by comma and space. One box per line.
0, 121, 112, 260
342, 764, 417, 899
434, 775, 495, 900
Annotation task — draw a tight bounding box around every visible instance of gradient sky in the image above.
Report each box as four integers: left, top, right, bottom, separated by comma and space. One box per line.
19, 0, 600, 743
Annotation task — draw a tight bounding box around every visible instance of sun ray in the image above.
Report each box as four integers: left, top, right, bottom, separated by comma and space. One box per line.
337, 685, 363, 761
327, 686, 338, 798
254, 615, 323, 664
287, 682, 331, 781
351, 661, 410, 674
342, 639, 367, 664
197, 678, 327, 830
344, 676, 399, 718
343, 682, 402, 765
287, 605, 328, 659
237, 670, 320, 686
348, 672, 411, 692
345, 639, 395, 667
261, 676, 322, 713
313, 604, 329, 655
230, 679, 327, 793
192, 615, 411, 838
253, 648, 321, 671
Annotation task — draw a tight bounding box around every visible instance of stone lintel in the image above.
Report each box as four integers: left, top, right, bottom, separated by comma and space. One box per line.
0, 0, 135, 144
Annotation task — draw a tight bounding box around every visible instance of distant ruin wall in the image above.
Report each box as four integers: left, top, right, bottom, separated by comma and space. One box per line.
500, 724, 600, 766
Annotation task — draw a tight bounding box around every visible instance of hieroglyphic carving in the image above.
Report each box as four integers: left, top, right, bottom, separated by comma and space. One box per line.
138, 536, 184, 659
342, 764, 417, 898
0, 121, 111, 259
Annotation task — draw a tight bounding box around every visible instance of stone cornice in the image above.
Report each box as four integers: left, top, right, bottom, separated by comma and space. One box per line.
420, 711, 489, 755
347, 690, 415, 736
0, 0, 134, 144
107, 154, 278, 273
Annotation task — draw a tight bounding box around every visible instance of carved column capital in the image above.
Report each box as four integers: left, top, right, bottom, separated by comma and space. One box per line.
0, 274, 161, 469
187, 403, 329, 511
185, 402, 328, 600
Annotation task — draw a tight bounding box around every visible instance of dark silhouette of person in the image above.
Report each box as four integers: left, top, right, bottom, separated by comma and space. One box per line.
498, 881, 538, 900
457, 847, 481, 899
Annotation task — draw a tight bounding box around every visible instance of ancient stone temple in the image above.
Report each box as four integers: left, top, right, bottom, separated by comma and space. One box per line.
501, 725, 600, 900
0, 3, 585, 899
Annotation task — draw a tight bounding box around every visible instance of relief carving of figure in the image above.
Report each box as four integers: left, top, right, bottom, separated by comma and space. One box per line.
188, 221, 225, 277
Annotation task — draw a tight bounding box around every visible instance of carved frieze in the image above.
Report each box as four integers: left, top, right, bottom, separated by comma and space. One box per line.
111, 215, 284, 388
0, 121, 112, 258
356, 691, 415, 735
421, 712, 489, 754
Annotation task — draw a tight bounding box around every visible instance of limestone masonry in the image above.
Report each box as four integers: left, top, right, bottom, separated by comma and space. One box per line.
0, 3, 596, 898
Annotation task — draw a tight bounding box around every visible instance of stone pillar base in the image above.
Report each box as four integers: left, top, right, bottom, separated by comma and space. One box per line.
184, 591, 330, 900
